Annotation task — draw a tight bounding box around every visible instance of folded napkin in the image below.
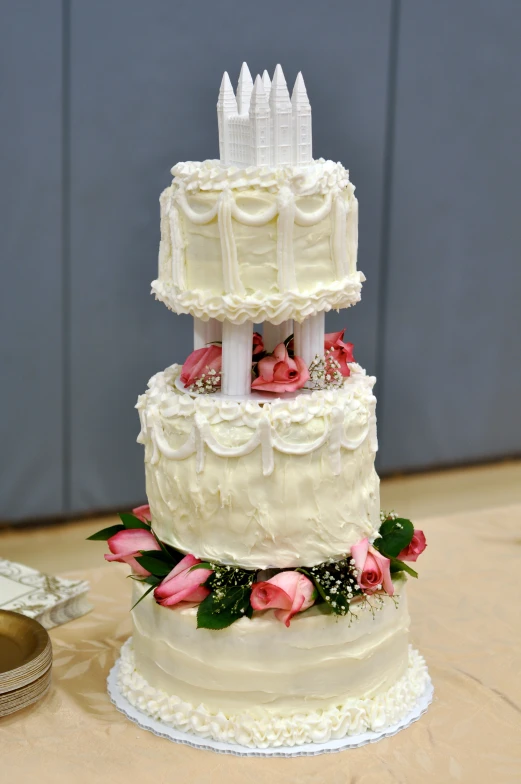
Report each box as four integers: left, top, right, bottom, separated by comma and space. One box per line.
0, 558, 92, 629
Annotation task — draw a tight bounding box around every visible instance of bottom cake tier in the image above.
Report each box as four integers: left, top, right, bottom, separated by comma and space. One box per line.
118, 578, 430, 748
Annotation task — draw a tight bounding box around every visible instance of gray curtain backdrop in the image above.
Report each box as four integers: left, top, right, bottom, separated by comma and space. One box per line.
2, 0, 520, 522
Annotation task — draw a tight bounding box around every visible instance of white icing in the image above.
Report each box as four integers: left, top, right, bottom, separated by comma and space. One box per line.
154, 159, 362, 324
130, 579, 410, 714
137, 363, 376, 476
171, 158, 350, 195
136, 363, 380, 568
118, 608, 428, 748
152, 274, 364, 326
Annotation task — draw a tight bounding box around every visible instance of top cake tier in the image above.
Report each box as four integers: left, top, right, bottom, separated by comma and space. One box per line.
152, 64, 364, 325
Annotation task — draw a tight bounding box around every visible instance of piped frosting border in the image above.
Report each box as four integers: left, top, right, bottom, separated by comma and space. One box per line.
151, 275, 364, 326
171, 158, 351, 195
136, 362, 377, 477
117, 640, 430, 749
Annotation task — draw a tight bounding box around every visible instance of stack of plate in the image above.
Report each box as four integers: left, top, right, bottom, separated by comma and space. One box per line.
0, 610, 52, 717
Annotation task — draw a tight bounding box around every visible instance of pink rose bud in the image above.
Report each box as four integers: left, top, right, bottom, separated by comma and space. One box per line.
104, 528, 160, 576
252, 332, 265, 357
132, 504, 151, 523
154, 554, 213, 607
397, 530, 427, 562
181, 345, 222, 388
324, 329, 355, 377
250, 571, 316, 627
251, 343, 310, 394
351, 537, 394, 596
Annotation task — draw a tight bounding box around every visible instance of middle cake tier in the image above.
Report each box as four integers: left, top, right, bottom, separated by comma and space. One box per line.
137, 363, 380, 569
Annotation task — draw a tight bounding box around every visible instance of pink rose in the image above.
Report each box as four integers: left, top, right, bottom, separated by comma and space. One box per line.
252, 332, 264, 357
324, 329, 355, 377
397, 530, 427, 562
154, 554, 213, 607
351, 537, 394, 596
132, 504, 151, 523
181, 345, 222, 388
251, 343, 309, 393
104, 528, 160, 576
250, 571, 316, 627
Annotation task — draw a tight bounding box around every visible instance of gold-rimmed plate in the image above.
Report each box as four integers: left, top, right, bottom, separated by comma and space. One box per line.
0, 611, 51, 692
0, 668, 52, 717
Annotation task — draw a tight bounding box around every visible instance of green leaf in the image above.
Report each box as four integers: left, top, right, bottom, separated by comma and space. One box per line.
161, 541, 186, 562
140, 549, 175, 565
197, 585, 252, 630
119, 512, 151, 530
296, 566, 350, 616
141, 575, 162, 586
130, 583, 157, 611
134, 555, 172, 577
376, 517, 414, 558
389, 558, 418, 578
86, 524, 125, 541
190, 562, 214, 571
151, 529, 174, 559
128, 574, 162, 586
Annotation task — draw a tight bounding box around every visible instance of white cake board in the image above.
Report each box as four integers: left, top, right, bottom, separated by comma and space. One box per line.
107, 645, 434, 757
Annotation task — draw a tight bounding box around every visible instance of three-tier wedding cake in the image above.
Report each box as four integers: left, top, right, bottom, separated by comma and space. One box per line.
94, 63, 430, 750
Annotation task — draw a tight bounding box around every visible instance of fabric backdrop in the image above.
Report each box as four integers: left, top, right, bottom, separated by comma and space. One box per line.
2, 0, 521, 521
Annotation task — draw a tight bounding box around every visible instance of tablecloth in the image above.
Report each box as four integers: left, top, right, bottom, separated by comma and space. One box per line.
1, 504, 520, 783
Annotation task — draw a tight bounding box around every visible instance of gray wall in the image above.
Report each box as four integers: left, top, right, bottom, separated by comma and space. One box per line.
2, 0, 520, 522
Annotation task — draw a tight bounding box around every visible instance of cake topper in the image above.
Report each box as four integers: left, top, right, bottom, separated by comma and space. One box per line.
217, 63, 312, 167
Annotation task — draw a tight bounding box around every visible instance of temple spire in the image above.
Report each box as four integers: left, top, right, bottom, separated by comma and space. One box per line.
269, 64, 291, 112
291, 71, 312, 164
237, 62, 253, 115
250, 75, 269, 114
270, 65, 292, 164
250, 75, 271, 165
291, 71, 310, 110
217, 72, 237, 163
217, 72, 237, 113
262, 69, 272, 100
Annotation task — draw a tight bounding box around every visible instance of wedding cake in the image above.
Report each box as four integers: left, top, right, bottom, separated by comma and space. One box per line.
92, 63, 430, 750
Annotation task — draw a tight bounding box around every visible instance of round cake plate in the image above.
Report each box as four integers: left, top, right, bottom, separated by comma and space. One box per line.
107, 646, 434, 758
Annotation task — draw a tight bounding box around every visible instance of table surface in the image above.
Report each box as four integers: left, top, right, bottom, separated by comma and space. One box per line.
1, 492, 520, 782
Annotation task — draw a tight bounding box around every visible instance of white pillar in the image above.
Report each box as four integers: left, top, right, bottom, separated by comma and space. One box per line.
193, 318, 222, 350
221, 321, 253, 396
263, 320, 293, 352
293, 312, 325, 367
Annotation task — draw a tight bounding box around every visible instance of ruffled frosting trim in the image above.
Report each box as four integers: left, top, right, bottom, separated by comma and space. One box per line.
170, 158, 352, 196
151, 273, 364, 326
117, 642, 430, 749
139, 362, 376, 425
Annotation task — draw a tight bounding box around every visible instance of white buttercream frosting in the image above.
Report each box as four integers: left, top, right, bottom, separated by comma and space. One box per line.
152, 276, 363, 326
136, 363, 380, 568
120, 583, 427, 749
154, 158, 361, 324
171, 158, 351, 195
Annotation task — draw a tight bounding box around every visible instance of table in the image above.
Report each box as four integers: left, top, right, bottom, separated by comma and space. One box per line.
1, 504, 520, 783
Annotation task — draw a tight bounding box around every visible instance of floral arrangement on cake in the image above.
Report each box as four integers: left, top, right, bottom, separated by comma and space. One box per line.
89, 507, 426, 630
179, 329, 355, 394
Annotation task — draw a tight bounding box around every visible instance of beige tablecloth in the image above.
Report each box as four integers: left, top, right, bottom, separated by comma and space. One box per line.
1, 504, 520, 783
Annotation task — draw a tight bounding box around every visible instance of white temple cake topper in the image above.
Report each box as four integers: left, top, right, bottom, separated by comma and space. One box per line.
217, 63, 312, 167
